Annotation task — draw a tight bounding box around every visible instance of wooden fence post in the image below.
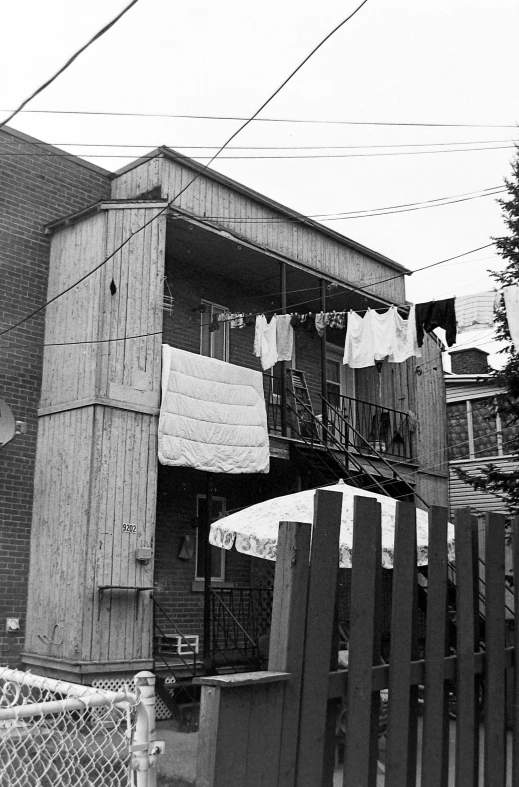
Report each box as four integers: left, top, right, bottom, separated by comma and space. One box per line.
195, 672, 289, 787
268, 521, 312, 787
484, 511, 506, 787
295, 488, 342, 787
454, 508, 479, 786
421, 506, 450, 787
385, 501, 418, 787
343, 496, 382, 787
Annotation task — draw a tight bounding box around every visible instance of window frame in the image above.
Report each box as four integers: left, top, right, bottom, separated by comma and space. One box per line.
200, 300, 230, 362
448, 394, 508, 461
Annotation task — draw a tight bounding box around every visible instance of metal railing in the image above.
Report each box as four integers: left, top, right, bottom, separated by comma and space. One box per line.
210, 588, 273, 671
0, 667, 161, 787
263, 374, 414, 461
326, 394, 414, 461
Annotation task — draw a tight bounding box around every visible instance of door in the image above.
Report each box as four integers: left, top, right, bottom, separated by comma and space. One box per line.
326, 345, 353, 444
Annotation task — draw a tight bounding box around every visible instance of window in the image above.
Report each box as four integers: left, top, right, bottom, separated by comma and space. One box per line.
200, 300, 229, 361
447, 395, 519, 460
195, 495, 226, 582
447, 401, 470, 460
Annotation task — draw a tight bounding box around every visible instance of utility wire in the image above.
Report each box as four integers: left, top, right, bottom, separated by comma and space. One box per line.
0, 0, 141, 131
0, 0, 372, 341
178, 188, 506, 223
1, 139, 516, 150
1, 144, 515, 159
1, 108, 517, 128
7, 243, 496, 349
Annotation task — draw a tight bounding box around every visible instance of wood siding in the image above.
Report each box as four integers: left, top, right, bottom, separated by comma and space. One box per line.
446, 380, 502, 402
415, 335, 449, 507
449, 457, 517, 514
112, 155, 406, 304
25, 206, 166, 673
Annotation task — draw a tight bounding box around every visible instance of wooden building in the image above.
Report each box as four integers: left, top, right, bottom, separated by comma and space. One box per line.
22, 147, 448, 691
446, 346, 519, 515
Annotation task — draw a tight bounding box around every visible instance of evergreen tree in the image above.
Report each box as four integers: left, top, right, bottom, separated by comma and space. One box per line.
455, 148, 519, 513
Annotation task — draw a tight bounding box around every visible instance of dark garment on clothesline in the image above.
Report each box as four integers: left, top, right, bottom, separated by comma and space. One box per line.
415, 298, 457, 347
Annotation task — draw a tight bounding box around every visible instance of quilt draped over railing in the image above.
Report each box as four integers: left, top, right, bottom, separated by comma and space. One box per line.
159, 345, 270, 474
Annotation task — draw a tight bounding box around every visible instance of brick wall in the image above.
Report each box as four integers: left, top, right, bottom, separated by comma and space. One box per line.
450, 347, 490, 375
0, 127, 111, 666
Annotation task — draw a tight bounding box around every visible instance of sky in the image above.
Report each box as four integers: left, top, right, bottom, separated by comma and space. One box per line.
2, 0, 519, 332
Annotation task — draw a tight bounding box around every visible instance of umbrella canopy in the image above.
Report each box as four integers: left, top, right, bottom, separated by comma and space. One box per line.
210, 480, 455, 568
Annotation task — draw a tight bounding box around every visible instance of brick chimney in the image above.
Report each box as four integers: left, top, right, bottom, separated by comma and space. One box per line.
450, 347, 489, 374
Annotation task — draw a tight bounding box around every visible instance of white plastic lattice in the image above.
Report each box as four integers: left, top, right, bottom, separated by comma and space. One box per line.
0, 668, 137, 787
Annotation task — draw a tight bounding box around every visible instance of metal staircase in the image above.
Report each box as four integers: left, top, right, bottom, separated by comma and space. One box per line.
285, 381, 426, 506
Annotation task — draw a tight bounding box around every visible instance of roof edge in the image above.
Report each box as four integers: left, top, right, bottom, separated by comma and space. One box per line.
113, 146, 411, 276
0, 125, 114, 178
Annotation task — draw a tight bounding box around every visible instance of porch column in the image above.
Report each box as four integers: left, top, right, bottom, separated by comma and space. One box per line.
320, 279, 328, 441
203, 473, 213, 669
280, 261, 288, 437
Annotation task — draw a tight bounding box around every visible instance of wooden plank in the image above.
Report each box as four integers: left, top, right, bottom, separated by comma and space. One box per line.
196, 684, 251, 787
267, 520, 311, 787
484, 511, 506, 787
454, 508, 479, 787
296, 488, 342, 787
342, 496, 382, 787
195, 672, 290, 688
513, 516, 519, 787
421, 506, 450, 787
384, 501, 418, 787
245, 681, 285, 786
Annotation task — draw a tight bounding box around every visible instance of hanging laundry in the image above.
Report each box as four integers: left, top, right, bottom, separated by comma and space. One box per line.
328, 311, 345, 330
503, 284, 519, 348
290, 313, 302, 328
315, 311, 329, 337
227, 313, 245, 329
303, 312, 316, 333
343, 307, 420, 368
389, 305, 421, 363
276, 314, 294, 362
209, 314, 220, 333
343, 310, 375, 368
415, 298, 457, 347
254, 314, 278, 370
159, 345, 269, 474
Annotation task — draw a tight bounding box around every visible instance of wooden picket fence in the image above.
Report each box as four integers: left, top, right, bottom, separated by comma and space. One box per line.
195, 490, 518, 786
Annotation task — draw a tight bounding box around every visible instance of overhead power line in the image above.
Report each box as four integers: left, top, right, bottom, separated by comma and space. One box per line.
0, 0, 372, 340
0, 0, 141, 132
177, 187, 506, 223
0, 144, 515, 159
7, 242, 496, 349
0, 139, 516, 150
1, 108, 517, 128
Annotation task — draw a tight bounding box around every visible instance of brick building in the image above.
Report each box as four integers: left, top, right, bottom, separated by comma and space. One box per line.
1, 136, 449, 704
0, 127, 111, 666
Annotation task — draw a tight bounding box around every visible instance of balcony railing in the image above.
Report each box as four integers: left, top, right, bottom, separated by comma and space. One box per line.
264, 374, 414, 462
327, 394, 414, 461
210, 587, 273, 670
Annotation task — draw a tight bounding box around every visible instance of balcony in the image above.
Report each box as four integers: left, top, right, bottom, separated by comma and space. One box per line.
264, 373, 414, 463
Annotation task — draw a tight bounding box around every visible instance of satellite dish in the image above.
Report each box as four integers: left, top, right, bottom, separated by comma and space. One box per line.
0, 398, 16, 447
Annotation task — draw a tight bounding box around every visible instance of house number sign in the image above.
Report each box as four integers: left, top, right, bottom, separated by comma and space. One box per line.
122, 523, 138, 533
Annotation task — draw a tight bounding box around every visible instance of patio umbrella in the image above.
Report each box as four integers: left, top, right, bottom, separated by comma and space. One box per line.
209, 480, 455, 568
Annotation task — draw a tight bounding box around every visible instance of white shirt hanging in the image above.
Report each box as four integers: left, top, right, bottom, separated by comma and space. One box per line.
503, 285, 519, 349
254, 314, 278, 371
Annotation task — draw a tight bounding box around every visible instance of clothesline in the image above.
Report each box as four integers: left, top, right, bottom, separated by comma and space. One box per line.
210, 304, 410, 333
209, 298, 458, 371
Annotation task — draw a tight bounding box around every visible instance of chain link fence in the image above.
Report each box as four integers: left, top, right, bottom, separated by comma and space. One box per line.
0, 667, 159, 787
